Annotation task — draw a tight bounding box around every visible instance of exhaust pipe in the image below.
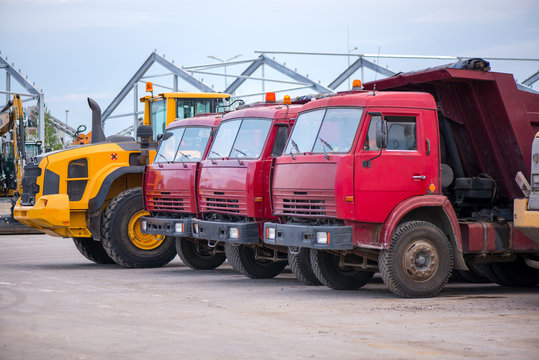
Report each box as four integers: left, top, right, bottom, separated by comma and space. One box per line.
87, 98, 106, 144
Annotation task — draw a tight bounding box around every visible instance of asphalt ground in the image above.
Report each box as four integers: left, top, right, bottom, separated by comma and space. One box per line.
0, 234, 538, 360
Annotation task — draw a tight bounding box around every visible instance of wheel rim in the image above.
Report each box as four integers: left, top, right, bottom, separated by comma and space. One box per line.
401, 239, 439, 282
128, 210, 163, 250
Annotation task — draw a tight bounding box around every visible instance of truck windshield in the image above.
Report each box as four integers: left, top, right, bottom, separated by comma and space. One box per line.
209, 118, 272, 160
177, 99, 216, 119
285, 108, 363, 154
155, 126, 212, 163
150, 99, 166, 140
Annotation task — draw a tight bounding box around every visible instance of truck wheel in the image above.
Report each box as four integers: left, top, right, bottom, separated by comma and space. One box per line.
483, 257, 539, 287
73, 237, 115, 264
224, 243, 286, 279
379, 221, 453, 298
457, 263, 490, 283
101, 187, 176, 268
288, 248, 322, 286
176, 238, 226, 270
310, 249, 374, 290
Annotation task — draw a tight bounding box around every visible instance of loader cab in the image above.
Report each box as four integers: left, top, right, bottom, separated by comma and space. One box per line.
141, 92, 230, 140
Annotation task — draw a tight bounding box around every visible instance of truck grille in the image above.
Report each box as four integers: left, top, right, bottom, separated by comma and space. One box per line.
146, 190, 188, 212
273, 189, 337, 217
20, 161, 42, 206
199, 189, 247, 214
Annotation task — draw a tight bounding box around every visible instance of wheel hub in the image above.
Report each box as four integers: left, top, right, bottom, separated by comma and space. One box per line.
128, 210, 163, 250
402, 239, 439, 282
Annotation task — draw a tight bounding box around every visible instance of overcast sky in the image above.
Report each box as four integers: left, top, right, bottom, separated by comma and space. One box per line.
1, 0, 538, 135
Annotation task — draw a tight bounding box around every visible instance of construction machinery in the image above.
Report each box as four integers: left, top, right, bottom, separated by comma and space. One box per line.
14, 89, 230, 267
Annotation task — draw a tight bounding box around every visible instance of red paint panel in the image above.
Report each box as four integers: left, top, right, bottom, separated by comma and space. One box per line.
144, 163, 197, 213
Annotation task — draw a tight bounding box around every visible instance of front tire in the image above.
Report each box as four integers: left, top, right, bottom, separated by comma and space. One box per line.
101, 187, 176, 268
176, 238, 226, 270
288, 248, 322, 286
310, 249, 374, 290
73, 237, 115, 264
379, 221, 453, 298
224, 243, 286, 279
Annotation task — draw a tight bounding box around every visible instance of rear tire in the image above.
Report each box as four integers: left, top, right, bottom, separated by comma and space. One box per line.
73, 237, 115, 264
224, 243, 286, 279
379, 221, 453, 298
288, 248, 322, 286
310, 249, 374, 290
483, 257, 539, 287
457, 263, 490, 283
101, 187, 176, 268
176, 238, 226, 270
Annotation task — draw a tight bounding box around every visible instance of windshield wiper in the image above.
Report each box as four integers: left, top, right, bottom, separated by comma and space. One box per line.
233, 148, 247, 165
318, 136, 333, 161
289, 139, 299, 160
210, 150, 222, 164
157, 153, 169, 167
177, 150, 190, 168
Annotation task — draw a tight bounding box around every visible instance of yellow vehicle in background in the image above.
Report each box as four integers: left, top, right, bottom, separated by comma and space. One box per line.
14, 87, 230, 267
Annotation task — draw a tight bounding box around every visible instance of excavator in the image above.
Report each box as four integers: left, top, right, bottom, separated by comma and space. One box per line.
0, 94, 41, 233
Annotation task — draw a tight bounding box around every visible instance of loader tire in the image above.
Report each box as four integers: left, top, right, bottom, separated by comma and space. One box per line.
483, 257, 539, 287
310, 249, 374, 290
101, 187, 176, 268
73, 237, 115, 264
379, 221, 452, 298
224, 243, 286, 279
288, 248, 322, 286
176, 238, 226, 270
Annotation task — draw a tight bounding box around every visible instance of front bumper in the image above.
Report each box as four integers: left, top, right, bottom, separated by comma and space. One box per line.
140, 216, 192, 237
191, 219, 259, 244
263, 222, 354, 250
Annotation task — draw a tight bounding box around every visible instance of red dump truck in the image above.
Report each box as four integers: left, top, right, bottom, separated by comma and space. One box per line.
140, 114, 227, 269
263, 59, 539, 297
190, 94, 304, 278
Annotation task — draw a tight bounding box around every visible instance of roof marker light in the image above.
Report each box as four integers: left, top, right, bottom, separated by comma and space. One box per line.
145, 82, 154, 92
265, 92, 276, 103
283, 95, 291, 105
352, 79, 362, 90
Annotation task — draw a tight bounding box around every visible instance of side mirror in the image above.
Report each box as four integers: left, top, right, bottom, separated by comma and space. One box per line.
156, 133, 163, 142
375, 119, 388, 149
136, 125, 153, 165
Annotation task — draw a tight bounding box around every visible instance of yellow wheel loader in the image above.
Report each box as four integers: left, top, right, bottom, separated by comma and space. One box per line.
14, 90, 230, 267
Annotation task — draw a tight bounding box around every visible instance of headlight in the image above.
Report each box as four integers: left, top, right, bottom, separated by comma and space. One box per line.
316, 232, 329, 244
193, 223, 199, 234
175, 223, 184, 233
229, 227, 239, 239
266, 227, 276, 240
141, 220, 147, 231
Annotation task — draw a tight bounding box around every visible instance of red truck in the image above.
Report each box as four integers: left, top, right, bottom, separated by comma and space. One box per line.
190, 94, 304, 278
140, 114, 227, 269
263, 59, 539, 297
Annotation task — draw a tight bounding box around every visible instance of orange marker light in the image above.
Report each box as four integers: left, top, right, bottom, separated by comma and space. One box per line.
146, 82, 154, 92
429, 184, 436, 193
265, 92, 276, 103
254, 197, 263, 203
283, 95, 291, 105
345, 196, 354, 202
352, 79, 362, 89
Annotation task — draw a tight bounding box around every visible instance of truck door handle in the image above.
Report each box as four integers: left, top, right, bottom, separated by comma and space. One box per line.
412, 175, 426, 180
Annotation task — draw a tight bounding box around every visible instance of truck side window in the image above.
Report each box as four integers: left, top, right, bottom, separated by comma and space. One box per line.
363, 114, 382, 151
271, 126, 289, 157
386, 116, 416, 151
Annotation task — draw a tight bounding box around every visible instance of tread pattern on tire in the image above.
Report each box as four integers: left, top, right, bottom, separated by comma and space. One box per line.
73, 237, 115, 264
379, 221, 453, 298
225, 243, 286, 279
483, 257, 539, 287
176, 238, 226, 270
310, 249, 374, 290
101, 187, 176, 268
288, 248, 322, 286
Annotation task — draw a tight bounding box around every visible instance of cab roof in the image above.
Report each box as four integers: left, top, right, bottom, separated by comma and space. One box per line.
140, 92, 230, 102
222, 103, 304, 123
167, 114, 223, 129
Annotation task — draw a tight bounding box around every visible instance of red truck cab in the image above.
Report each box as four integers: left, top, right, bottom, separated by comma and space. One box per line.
140, 114, 226, 269
191, 95, 303, 279
264, 61, 539, 297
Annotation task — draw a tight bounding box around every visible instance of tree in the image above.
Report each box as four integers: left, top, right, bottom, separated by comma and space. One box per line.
44, 108, 63, 151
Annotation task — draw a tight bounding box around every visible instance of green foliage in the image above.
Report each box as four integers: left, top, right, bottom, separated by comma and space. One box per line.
44, 109, 63, 151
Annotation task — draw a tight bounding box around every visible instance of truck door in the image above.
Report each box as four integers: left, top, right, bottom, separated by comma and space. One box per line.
354, 109, 437, 223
